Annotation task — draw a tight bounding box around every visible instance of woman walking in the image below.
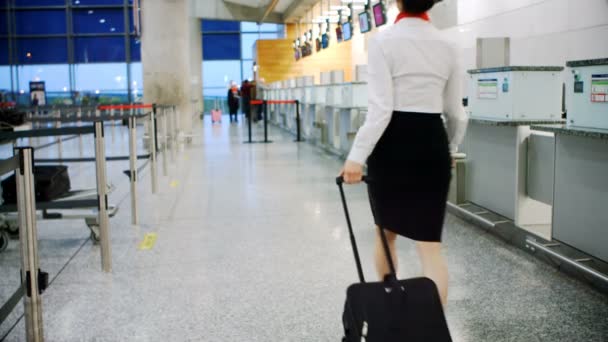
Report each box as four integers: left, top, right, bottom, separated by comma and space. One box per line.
340, 0, 468, 306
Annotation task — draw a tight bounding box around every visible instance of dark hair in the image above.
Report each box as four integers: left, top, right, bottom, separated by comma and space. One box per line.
401, 0, 437, 14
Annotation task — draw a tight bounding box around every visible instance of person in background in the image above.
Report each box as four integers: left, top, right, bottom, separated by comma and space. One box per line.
32, 94, 39, 106
227, 81, 240, 123
241, 80, 252, 121
254, 78, 267, 122
249, 79, 261, 122
340, 0, 469, 307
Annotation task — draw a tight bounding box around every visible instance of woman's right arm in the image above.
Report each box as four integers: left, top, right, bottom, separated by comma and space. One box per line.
347, 37, 394, 165
443, 48, 469, 153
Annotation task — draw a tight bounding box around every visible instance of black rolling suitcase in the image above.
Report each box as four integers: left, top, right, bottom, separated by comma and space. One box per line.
337, 176, 452, 342
2, 165, 71, 204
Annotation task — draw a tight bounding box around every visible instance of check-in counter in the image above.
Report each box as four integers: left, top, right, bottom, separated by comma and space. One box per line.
464, 66, 566, 239
525, 57, 608, 262
531, 124, 608, 262
464, 119, 563, 239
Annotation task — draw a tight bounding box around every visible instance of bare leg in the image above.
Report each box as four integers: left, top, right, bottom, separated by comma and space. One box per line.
416, 241, 448, 307
375, 227, 398, 280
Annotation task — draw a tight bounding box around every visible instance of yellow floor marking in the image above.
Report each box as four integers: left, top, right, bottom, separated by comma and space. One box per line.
138, 233, 158, 250
170, 180, 179, 188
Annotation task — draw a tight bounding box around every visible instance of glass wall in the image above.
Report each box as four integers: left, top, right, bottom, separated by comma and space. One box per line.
201, 20, 284, 109
1, 1, 140, 105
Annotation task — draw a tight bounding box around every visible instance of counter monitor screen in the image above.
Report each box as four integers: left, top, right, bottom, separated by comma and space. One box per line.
342, 22, 352, 41
359, 11, 371, 34
322, 33, 329, 49
373, 3, 387, 27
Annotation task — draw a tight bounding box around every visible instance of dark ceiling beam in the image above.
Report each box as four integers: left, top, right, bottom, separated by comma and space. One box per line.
260, 0, 281, 23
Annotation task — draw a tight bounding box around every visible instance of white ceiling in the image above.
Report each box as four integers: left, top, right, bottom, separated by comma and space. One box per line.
220, 0, 319, 22
274, 0, 295, 13
222, 0, 296, 12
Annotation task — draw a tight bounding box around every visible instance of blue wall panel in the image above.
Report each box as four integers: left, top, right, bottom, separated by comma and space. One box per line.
202, 34, 241, 60
202, 20, 240, 33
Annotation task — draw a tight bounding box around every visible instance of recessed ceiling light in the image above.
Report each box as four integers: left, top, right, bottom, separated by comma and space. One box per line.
88, 10, 94, 14
110, 27, 116, 32
99, 19, 106, 23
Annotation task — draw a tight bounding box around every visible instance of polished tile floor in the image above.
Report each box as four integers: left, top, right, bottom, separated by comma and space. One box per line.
1, 116, 607, 341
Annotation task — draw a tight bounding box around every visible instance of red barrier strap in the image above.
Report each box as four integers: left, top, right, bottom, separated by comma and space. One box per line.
97, 104, 154, 110
250, 100, 264, 105
0, 102, 16, 108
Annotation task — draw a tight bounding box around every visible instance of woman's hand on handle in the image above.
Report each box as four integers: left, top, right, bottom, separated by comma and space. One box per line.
340, 160, 364, 184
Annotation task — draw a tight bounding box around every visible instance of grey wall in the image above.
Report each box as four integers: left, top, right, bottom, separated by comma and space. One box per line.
465, 123, 518, 220
553, 134, 608, 262
527, 133, 555, 205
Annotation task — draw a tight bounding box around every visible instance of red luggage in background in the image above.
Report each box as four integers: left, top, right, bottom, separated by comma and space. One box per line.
211, 109, 222, 123
211, 98, 222, 123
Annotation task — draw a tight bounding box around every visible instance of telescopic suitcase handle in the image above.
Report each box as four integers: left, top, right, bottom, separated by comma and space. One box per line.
336, 176, 397, 284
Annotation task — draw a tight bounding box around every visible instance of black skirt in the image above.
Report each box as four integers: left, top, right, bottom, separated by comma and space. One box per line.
366, 111, 451, 242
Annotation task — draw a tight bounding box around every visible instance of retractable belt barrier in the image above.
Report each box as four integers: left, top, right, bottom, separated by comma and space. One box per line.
244, 100, 302, 144
0, 123, 112, 274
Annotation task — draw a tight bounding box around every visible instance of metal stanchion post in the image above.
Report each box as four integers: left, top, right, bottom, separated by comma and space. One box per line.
153, 104, 159, 152
162, 108, 168, 177
128, 117, 138, 225
295, 100, 303, 142
16, 147, 46, 342
94, 121, 111, 272
263, 100, 269, 143
149, 109, 158, 194
170, 106, 177, 161
246, 102, 253, 143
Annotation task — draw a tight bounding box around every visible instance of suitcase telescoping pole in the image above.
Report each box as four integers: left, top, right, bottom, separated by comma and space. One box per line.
336, 176, 398, 283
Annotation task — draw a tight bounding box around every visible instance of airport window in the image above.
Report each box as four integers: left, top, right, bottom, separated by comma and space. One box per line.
0, 38, 8, 65
242, 60, 254, 81
15, 10, 67, 35
130, 37, 141, 61
260, 33, 279, 40
17, 64, 70, 93
75, 62, 127, 93
202, 33, 241, 60
129, 62, 143, 100
203, 60, 241, 97
72, 0, 125, 5
73, 8, 125, 34
0, 66, 10, 90
241, 33, 259, 60
14, 0, 65, 6
16, 38, 68, 64
0, 11, 7, 35
75, 36, 126, 63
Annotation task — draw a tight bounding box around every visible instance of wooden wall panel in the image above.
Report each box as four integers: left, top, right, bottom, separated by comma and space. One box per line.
255, 37, 353, 84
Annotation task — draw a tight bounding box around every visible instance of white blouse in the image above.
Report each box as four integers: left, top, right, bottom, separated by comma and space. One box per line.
347, 18, 469, 165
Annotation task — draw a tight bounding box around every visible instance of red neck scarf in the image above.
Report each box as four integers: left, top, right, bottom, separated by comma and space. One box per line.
395, 11, 430, 23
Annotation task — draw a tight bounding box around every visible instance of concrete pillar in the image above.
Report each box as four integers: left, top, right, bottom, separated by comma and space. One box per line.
141, 0, 202, 135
